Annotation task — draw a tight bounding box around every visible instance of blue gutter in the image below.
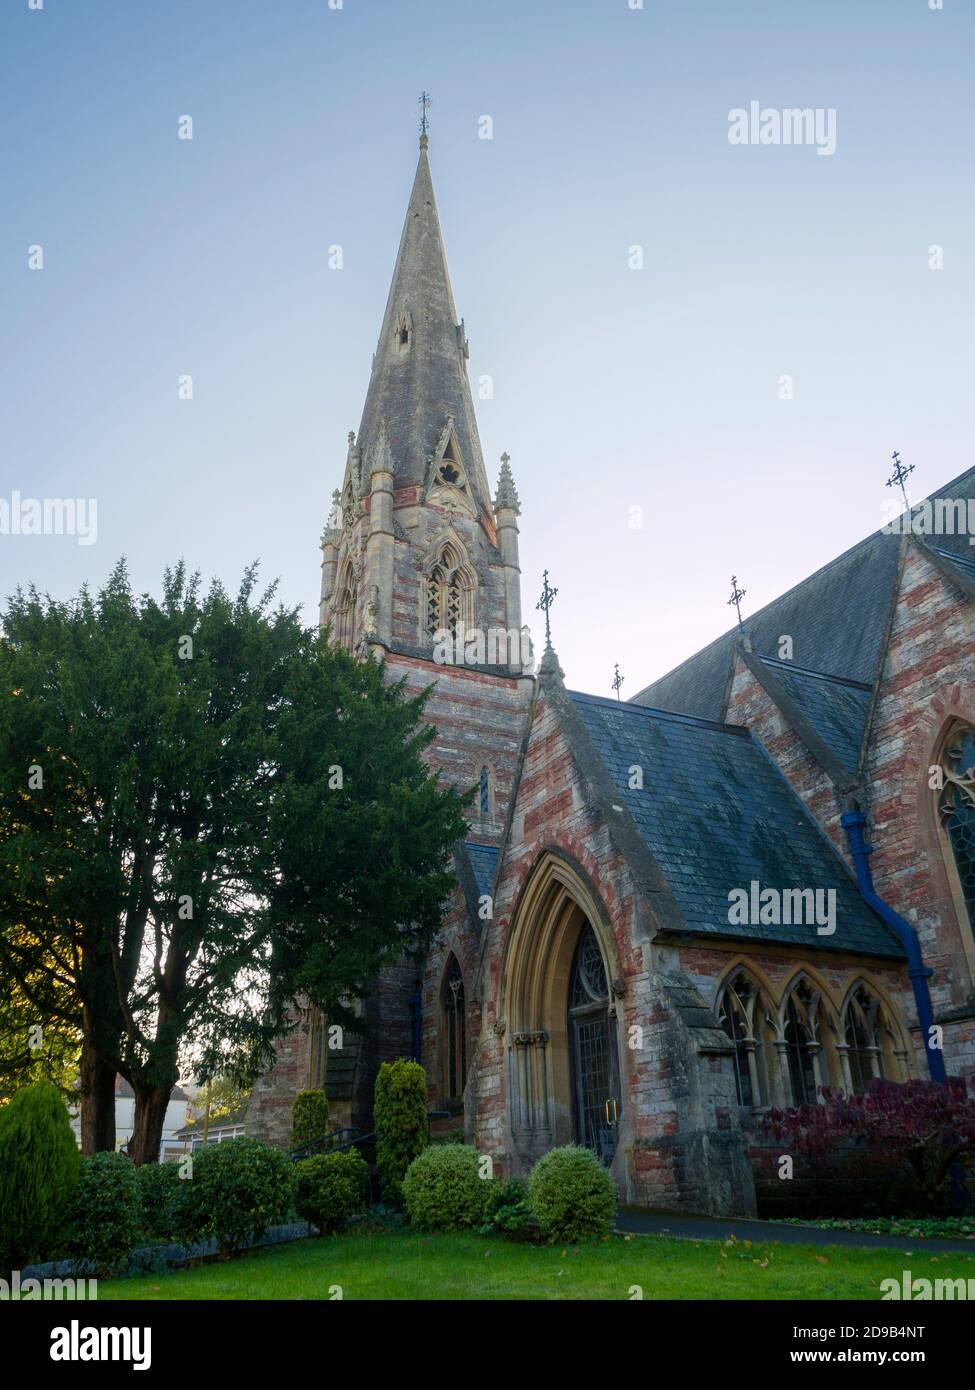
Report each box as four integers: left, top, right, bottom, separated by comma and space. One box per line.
841, 810, 946, 1083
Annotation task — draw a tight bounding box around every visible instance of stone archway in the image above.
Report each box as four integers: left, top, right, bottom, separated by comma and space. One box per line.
500, 850, 624, 1168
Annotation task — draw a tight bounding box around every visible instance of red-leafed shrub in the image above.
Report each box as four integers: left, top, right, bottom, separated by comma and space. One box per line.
763, 1076, 975, 1210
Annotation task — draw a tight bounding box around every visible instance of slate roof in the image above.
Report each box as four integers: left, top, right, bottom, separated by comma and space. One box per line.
464, 841, 499, 901
754, 656, 872, 778
567, 690, 903, 959
633, 464, 975, 721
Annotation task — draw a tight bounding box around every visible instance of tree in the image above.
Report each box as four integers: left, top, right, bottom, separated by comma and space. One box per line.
763, 1076, 975, 1207
186, 1073, 252, 1126
0, 561, 469, 1163
0, 973, 80, 1105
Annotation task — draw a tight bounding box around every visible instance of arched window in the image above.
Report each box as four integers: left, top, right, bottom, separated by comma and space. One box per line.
716, 970, 771, 1108
479, 765, 491, 820
335, 564, 357, 650
425, 542, 476, 645
937, 723, 975, 937
780, 978, 835, 1106
443, 958, 467, 1102
842, 985, 883, 1093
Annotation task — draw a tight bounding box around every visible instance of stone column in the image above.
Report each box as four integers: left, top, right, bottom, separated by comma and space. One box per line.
319, 492, 341, 630
493, 454, 522, 673
365, 420, 395, 645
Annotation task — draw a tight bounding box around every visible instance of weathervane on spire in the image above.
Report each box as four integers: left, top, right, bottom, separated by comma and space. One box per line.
886, 450, 915, 510
728, 574, 747, 634
612, 664, 624, 702
419, 91, 432, 140
536, 570, 558, 648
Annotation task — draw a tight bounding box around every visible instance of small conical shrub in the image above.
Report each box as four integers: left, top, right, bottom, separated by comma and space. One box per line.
0, 1079, 81, 1272
374, 1059, 427, 1207
291, 1088, 330, 1149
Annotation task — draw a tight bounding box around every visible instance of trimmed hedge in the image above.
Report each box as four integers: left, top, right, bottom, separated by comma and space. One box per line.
0, 1080, 81, 1272
136, 1160, 184, 1242
291, 1089, 329, 1149
295, 1149, 370, 1233
173, 1137, 295, 1258
528, 1145, 616, 1242
66, 1151, 141, 1275
374, 1059, 427, 1207
402, 1143, 488, 1232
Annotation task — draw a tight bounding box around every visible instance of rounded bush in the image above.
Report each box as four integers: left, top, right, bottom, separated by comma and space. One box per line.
0, 1080, 81, 1272
173, 1137, 295, 1257
135, 1161, 183, 1243
374, 1059, 427, 1207
528, 1145, 616, 1243
291, 1089, 329, 1150
295, 1148, 369, 1233
402, 1143, 488, 1232
66, 1151, 141, 1275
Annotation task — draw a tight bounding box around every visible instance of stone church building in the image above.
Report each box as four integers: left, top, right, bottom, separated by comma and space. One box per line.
248, 135, 975, 1216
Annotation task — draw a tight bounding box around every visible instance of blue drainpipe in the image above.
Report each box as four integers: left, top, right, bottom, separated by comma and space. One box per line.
841, 810, 946, 1084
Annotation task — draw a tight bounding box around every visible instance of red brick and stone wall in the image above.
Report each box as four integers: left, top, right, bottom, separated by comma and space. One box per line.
474, 683, 756, 1216
724, 541, 975, 1082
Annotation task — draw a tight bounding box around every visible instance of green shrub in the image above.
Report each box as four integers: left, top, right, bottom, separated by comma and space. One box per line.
295, 1148, 370, 1233
374, 1059, 427, 1207
66, 1151, 141, 1275
0, 1080, 81, 1272
479, 1176, 541, 1242
135, 1161, 183, 1243
402, 1143, 489, 1232
291, 1089, 330, 1149
173, 1137, 295, 1258
528, 1145, 616, 1243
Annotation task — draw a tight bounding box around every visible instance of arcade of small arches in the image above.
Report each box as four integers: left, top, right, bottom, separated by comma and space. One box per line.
713, 964, 911, 1110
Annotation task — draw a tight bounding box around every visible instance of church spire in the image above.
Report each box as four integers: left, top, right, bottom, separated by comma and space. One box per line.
354, 135, 492, 516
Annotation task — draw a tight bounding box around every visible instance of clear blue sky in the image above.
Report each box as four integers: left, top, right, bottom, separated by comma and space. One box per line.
2, 0, 972, 694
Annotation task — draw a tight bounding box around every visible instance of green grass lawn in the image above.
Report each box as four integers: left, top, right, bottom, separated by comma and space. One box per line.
98, 1229, 975, 1301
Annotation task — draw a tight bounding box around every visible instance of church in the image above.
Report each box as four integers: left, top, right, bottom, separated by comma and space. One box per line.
247, 132, 975, 1217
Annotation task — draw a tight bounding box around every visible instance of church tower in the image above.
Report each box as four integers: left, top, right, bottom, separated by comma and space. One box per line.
245, 132, 534, 1146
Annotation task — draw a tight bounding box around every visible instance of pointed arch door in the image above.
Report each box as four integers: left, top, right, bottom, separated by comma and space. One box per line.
567, 924, 621, 1162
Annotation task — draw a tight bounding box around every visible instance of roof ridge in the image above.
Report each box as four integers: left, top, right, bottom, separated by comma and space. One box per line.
633, 461, 975, 703
568, 687, 750, 736
757, 654, 874, 691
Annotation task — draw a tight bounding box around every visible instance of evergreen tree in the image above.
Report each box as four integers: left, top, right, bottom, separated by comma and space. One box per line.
0, 562, 469, 1163
0, 1080, 81, 1272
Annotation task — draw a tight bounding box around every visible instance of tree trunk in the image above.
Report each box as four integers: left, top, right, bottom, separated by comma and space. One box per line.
129, 1082, 174, 1166
79, 1037, 116, 1154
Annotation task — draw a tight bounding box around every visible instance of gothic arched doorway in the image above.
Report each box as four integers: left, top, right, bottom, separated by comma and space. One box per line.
500, 850, 624, 1168
567, 924, 620, 1162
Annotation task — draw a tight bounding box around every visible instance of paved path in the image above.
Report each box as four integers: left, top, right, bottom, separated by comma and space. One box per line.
617, 1208, 975, 1254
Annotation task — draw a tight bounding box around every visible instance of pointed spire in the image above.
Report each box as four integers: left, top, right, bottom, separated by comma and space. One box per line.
494, 452, 520, 515
355, 140, 492, 514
